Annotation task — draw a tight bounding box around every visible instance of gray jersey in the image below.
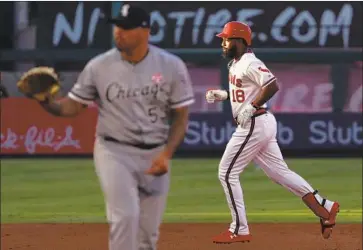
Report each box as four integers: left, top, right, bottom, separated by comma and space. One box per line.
68, 45, 195, 145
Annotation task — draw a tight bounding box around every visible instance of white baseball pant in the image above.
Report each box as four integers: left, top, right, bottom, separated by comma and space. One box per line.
218, 112, 334, 235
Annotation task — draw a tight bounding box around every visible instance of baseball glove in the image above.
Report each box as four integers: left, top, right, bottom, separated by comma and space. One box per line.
17, 66, 61, 102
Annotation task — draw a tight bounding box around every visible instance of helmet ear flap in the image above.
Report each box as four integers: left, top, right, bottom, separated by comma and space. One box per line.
230, 38, 248, 47
241, 39, 248, 47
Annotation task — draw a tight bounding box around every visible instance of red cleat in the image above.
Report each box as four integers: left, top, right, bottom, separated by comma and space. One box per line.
320, 202, 340, 239
212, 230, 252, 244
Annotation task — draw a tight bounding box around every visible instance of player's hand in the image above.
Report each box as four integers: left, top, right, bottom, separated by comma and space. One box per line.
205, 89, 228, 103
145, 150, 170, 176
235, 104, 256, 128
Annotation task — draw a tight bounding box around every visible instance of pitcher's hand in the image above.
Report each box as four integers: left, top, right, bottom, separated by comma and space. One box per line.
145, 150, 170, 176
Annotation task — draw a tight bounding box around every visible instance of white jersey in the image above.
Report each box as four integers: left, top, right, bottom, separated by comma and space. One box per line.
228, 51, 276, 119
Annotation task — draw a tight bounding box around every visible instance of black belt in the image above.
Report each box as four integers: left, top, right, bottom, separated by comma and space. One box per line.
103, 136, 164, 150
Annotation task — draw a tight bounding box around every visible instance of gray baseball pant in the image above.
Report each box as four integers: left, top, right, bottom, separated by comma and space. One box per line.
93, 137, 170, 250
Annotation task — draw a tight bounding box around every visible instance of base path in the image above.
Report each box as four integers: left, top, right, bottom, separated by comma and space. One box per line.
1, 223, 361, 250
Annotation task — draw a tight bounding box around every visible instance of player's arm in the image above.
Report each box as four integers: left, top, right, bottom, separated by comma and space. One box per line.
246, 61, 279, 107
164, 105, 190, 158
40, 61, 97, 117
146, 59, 195, 176
251, 79, 279, 107
147, 102, 192, 176
206, 59, 234, 103
39, 97, 87, 117
165, 60, 195, 157
165, 58, 195, 157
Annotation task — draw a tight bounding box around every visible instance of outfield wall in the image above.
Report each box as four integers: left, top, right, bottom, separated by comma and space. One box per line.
1, 98, 361, 158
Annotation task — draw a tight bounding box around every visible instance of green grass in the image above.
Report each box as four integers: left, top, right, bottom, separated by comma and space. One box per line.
1, 158, 362, 223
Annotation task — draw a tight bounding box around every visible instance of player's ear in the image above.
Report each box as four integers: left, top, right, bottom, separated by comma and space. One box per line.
142, 27, 151, 38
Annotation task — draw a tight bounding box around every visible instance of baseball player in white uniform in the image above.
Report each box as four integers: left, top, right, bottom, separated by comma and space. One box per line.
38, 4, 194, 250
206, 21, 340, 244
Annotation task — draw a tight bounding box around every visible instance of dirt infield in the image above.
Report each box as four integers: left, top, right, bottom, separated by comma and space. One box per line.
1, 223, 361, 250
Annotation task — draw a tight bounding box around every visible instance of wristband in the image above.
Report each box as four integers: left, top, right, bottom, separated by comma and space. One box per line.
251, 102, 259, 109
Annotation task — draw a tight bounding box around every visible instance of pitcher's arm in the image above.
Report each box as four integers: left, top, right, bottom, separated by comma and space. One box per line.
163, 106, 189, 158
39, 97, 88, 117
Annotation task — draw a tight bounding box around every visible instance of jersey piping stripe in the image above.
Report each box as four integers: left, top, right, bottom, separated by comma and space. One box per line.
170, 96, 195, 108
170, 96, 195, 105
225, 118, 255, 235
68, 92, 94, 105
262, 77, 276, 88
69, 90, 96, 101
171, 99, 195, 109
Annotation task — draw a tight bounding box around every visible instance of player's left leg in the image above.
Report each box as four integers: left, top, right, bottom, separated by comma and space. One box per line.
137, 146, 170, 250
213, 115, 269, 244
138, 192, 168, 250
254, 114, 340, 239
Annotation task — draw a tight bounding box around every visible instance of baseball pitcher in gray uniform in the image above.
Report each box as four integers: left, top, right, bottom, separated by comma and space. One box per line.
38, 4, 195, 250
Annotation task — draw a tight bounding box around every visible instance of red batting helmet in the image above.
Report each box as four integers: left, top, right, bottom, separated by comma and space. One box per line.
216, 21, 252, 46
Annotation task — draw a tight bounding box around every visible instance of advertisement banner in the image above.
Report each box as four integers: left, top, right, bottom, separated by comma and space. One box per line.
266, 63, 362, 113
181, 113, 362, 151
0, 98, 98, 155
1, 63, 361, 113
135, 1, 362, 49
1, 98, 361, 155
35, 2, 112, 49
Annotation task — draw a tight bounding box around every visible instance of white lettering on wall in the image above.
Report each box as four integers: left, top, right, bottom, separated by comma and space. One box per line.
291, 11, 318, 43
53, 2, 102, 46
1, 126, 81, 154
271, 7, 296, 43
168, 11, 195, 45
204, 9, 231, 44
192, 8, 205, 45
319, 4, 353, 48
309, 121, 362, 145
149, 4, 354, 47
149, 10, 166, 43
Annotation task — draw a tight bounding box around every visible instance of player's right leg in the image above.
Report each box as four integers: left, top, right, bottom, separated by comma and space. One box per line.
213, 116, 268, 244
253, 114, 340, 239
93, 137, 140, 250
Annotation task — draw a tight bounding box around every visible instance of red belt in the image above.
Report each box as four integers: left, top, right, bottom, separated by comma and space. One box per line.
252, 108, 268, 118
234, 108, 268, 124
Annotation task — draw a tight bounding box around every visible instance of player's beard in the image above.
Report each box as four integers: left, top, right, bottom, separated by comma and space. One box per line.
115, 45, 123, 52
114, 40, 140, 55
222, 45, 238, 59
115, 42, 128, 53
114, 37, 132, 53
115, 44, 134, 56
